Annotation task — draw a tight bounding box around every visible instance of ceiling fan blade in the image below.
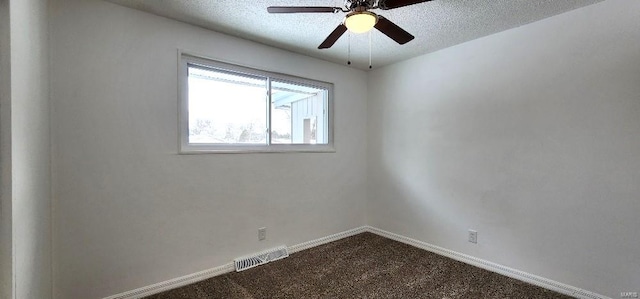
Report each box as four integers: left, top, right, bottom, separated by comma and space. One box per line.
318, 24, 347, 49
374, 16, 414, 45
378, 0, 433, 10
267, 6, 338, 13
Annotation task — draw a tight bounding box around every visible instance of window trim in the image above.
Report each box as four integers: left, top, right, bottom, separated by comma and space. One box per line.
178, 52, 335, 154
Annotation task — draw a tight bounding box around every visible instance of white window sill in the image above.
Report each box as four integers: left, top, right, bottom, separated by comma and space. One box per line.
179, 144, 336, 154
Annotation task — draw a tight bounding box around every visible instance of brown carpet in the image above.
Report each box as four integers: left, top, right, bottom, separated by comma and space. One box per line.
145, 233, 573, 299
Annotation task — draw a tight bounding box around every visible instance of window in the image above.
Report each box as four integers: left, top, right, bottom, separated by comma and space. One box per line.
179, 54, 333, 153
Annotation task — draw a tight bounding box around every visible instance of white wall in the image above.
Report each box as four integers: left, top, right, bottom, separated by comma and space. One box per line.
0, 0, 13, 298
49, 0, 368, 298
1, 0, 52, 298
368, 0, 639, 297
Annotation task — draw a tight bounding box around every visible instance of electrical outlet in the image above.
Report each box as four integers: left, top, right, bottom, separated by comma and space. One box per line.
468, 230, 477, 244
258, 227, 267, 241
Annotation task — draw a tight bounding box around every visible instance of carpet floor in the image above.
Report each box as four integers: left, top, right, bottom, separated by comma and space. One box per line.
145, 232, 573, 299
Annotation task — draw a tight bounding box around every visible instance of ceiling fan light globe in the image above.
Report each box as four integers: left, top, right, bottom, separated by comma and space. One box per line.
345, 11, 377, 34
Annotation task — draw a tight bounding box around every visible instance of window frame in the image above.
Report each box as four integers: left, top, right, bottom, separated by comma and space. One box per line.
179, 52, 335, 154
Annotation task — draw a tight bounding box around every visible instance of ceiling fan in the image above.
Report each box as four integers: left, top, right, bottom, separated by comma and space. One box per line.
267, 0, 433, 49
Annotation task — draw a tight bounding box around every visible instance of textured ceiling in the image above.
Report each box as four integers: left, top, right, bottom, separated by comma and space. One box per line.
105, 0, 604, 70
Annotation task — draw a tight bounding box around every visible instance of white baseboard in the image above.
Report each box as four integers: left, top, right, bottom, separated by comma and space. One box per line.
288, 226, 368, 253
102, 226, 368, 299
103, 225, 609, 299
102, 263, 235, 299
365, 226, 610, 299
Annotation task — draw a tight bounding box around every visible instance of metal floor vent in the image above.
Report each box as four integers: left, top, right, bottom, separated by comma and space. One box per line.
234, 246, 289, 272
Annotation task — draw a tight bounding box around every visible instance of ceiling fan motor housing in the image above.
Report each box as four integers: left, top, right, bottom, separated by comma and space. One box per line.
345, 0, 377, 10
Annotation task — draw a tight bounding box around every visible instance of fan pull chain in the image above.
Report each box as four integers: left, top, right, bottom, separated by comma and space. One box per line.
347, 32, 351, 65
369, 31, 372, 69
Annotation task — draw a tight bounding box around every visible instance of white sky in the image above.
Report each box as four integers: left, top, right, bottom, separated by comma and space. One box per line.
188, 68, 292, 135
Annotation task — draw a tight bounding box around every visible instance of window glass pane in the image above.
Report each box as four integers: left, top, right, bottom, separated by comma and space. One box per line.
271, 80, 328, 145
188, 65, 267, 144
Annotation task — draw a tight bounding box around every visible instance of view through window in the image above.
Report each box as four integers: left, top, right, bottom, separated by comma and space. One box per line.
180, 55, 333, 152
